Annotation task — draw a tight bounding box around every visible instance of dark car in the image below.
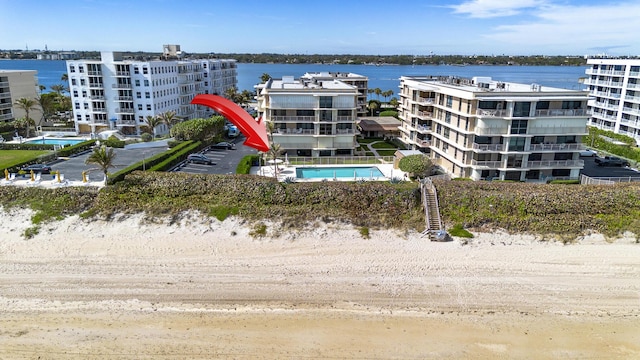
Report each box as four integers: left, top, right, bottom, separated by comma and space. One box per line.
212, 142, 236, 150
21, 164, 52, 174
187, 153, 215, 165
595, 156, 630, 167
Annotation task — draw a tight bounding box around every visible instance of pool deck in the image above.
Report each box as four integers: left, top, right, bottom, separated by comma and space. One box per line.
251, 164, 408, 182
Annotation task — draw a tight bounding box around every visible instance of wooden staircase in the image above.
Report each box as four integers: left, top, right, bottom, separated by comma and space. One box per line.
420, 178, 447, 241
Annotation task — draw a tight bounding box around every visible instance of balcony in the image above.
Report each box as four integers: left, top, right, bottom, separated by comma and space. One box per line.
0, 81, 10, 87
415, 124, 431, 134
89, 95, 105, 100
116, 120, 137, 126
526, 160, 584, 168
534, 109, 587, 117
473, 126, 509, 135
416, 97, 434, 105
88, 71, 102, 76
472, 143, 506, 152
272, 116, 314, 123
0, 93, 11, 100
92, 107, 107, 112
477, 109, 508, 117
274, 128, 314, 135
116, 96, 133, 101
88, 83, 104, 89
115, 71, 130, 77
115, 108, 135, 114
416, 110, 433, 119
528, 126, 588, 135
112, 83, 132, 89
528, 143, 585, 151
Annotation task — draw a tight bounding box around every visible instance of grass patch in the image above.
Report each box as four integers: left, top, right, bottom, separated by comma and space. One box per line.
249, 222, 267, 237
371, 141, 396, 149
448, 223, 474, 238
359, 226, 370, 239
0, 149, 51, 170
209, 204, 239, 221
376, 150, 397, 156
357, 138, 384, 144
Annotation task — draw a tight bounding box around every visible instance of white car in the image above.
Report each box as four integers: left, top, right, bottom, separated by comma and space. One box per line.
580, 148, 597, 157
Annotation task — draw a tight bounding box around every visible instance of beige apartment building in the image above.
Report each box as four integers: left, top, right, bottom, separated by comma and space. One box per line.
398, 76, 590, 181
256, 75, 359, 157
300, 72, 369, 116
0, 70, 41, 123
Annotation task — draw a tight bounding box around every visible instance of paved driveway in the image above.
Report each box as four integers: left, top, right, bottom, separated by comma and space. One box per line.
172, 136, 258, 175
579, 155, 640, 179
48, 141, 169, 182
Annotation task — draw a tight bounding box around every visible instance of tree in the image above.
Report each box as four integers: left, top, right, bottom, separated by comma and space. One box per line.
38, 84, 46, 93
398, 154, 433, 179
367, 88, 375, 99
85, 145, 116, 185
367, 100, 380, 116
260, 73, 272, 83
50, 84, 65, 96
36, 94, 55, 126
144, 115, 162, 138
240, 89, 254, 108
382, 90, 394, 102
158, 110, 177, 131
267, 142, 283, 179
14, 97, 39, 138
374, 88, 382, 100
389, 97, 399, 108
170, 116, 224, 141
61, 73, 68, 82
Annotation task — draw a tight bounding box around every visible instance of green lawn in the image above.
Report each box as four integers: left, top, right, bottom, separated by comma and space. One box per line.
0, 150, 51, 170
371, 141, 396, 149
357, 138, 384, 144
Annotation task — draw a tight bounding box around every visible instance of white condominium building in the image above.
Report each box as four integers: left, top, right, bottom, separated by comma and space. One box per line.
398, 76, 590, 181
300, 72, 369, 116
584, 58, 640, 145
66, 50, 237, 136
256, 75, 359, 157
0, 70, 41, 123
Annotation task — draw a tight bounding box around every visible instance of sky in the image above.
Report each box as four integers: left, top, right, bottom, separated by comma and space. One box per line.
1, 0, 638, 56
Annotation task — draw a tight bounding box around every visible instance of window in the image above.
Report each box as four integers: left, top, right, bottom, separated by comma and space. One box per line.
446, 96, 453, 108
80, 79, 86, 86
536, 101, 549, 110
73, 90, 78, 97
134, 67, 139, 74
138, 104, 143, 111
508, 137, 526, 151
75, 103, 80, 109
71, 79, 77, 86
445, 112, 451, 124
145, 92, 150, 99
70, 65, 76, 73
144, 79, 149, 86
297, 110, 314, 116
76, 114, 81, 121
81, 90, 87, 97
146, 104, 152, 111
136, 92, 142, 99
562, 101, 582, 109
511, 119, 528, 134
78, 66, 84, 73
513, 102, 531, 117
319, 96, 333, 108
83, 103, 88, 109
142, 67, 148, 75
135, 80, 140, 86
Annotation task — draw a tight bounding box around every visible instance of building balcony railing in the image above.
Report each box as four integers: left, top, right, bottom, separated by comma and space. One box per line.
0, 92, 11, 100
528, 126, 588, 135
87, 71, 102, 76
416, 97, 434, 104
88, 83, 104, 88
593, 91, 621, 99
585, 69, 626, 76
473, 127, 509, 135
0, 113, 13, 121
477, 108, 587, 118
112, 83, 132, 89
274, 129, 315, 135
271, 116, 315, 123
525, 160, 584, 168
528, 143, 585, 152
416, 111, 433, 119
624, 95, 640, 102
0, 81, 10, 87
472, 143, 506, 152
622, 107, 640, 116
591, 112, 618, 121
92, 107, 107, 112
115, 71, 130, 77
336, 116, 353, 121
116, 120, 137, 126
273, 128, 356, 136
477, 109, 508, 117
620, 118, 640, 128
89, 95, 105, 100
115, 108, 135, 114
415, 124, 431, 133
627, 83, 640, 90
117, 96, 133, 101
408, 137, 430, 147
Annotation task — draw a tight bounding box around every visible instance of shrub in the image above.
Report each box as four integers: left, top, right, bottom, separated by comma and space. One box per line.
449, 224, 474, 238
359, 226, 370, 239
103, 136, 125, 148
250, 222, 267, 238
236, 155, 260, 174
141, 133, 153, 142
398, 154, 433, 178
170, 116, 225, 142
379, 110, 398, 118
209, 205, 239, 221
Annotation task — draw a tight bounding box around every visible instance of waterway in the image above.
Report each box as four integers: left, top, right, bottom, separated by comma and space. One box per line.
1, 59, 588, 97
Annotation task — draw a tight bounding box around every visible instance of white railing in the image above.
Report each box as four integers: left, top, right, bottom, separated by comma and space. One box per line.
472, 143, 505, 152
526, 160, 584, 168
535, 109, 587, 117
528, 126, 588, 135
271, 116, 314, 122
528, 143, 585, 151
115, 108, 135, 114
477, 109, 508, 117
473, 127, 509, 135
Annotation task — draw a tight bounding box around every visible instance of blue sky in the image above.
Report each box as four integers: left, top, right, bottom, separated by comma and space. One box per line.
1, 0, 638, 56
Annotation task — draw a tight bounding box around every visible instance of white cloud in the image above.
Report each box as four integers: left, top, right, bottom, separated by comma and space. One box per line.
483, 2, 640, 54
451, 0, 548, 18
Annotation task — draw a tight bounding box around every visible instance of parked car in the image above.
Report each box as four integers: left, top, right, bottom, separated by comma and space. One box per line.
212, 142, 236, 150
594, 156, 630, 167
187, 153, 215, 165
21, 164, 52, 174
580, 148, 598, 157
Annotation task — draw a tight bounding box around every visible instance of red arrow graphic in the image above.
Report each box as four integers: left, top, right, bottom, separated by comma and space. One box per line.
191, 94, 269, 152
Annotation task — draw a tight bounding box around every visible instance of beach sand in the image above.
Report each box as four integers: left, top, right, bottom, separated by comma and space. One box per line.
1, 209, 639, 359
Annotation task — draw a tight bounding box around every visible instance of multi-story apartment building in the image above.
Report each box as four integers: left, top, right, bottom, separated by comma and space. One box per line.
0, 70, 41, 123
256, 75, 359, 157
300, 72, 368, 116
66, 50, 237, 136
584, 58, 640, 145
398, 76, 590, 181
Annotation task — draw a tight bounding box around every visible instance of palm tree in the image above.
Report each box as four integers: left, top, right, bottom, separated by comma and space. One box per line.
38, 84, 46, 93
61, 73, 68, 82
267, 142, 283, 179
260, 73, 272, 83
158, 110, 177, 131
85, 145, 116, 185
36, 94, 55, 127
368, 100, 379, 116
367, 88, 375, 99
50, 84, 65, 96
144, 115, 162, 138
382, 90, 394, 102
14, 97, 39, 138
374, 88, 382, 100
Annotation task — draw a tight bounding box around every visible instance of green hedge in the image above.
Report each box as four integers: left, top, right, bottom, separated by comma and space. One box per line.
107, 141, 199, 185
56, 140, 96, 157
0, 143, 54, 151
236, 155, 260, 174
148, 141, 202, 172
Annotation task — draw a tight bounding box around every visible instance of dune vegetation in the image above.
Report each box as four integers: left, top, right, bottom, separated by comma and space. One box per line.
1, 171, 640, 241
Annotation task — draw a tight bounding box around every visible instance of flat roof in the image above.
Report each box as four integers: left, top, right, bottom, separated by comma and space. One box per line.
400, 75, 587, 95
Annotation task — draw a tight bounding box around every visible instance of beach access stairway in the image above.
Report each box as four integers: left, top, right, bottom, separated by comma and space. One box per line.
420, 178, 446, 241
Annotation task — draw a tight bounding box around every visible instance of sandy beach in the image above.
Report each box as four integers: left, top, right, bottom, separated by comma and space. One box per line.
1, 209, 639, 359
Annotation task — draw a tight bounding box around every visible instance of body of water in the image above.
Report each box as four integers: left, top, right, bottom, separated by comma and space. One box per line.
25, 137, 85, 146
296, 166, 384, 180
1, 59, 588, 98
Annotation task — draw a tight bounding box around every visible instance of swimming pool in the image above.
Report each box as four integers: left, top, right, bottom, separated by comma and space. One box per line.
25, 138, 87, 146
296, 166, 385, 180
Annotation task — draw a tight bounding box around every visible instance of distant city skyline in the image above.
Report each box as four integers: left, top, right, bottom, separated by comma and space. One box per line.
1, 0, 639, 56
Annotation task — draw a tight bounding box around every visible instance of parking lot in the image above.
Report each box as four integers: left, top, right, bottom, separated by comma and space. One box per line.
171, 136, 258, 175
580, 154, 640, 179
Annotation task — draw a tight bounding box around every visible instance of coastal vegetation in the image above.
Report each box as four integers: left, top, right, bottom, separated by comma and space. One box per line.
2, 172, 640, 241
